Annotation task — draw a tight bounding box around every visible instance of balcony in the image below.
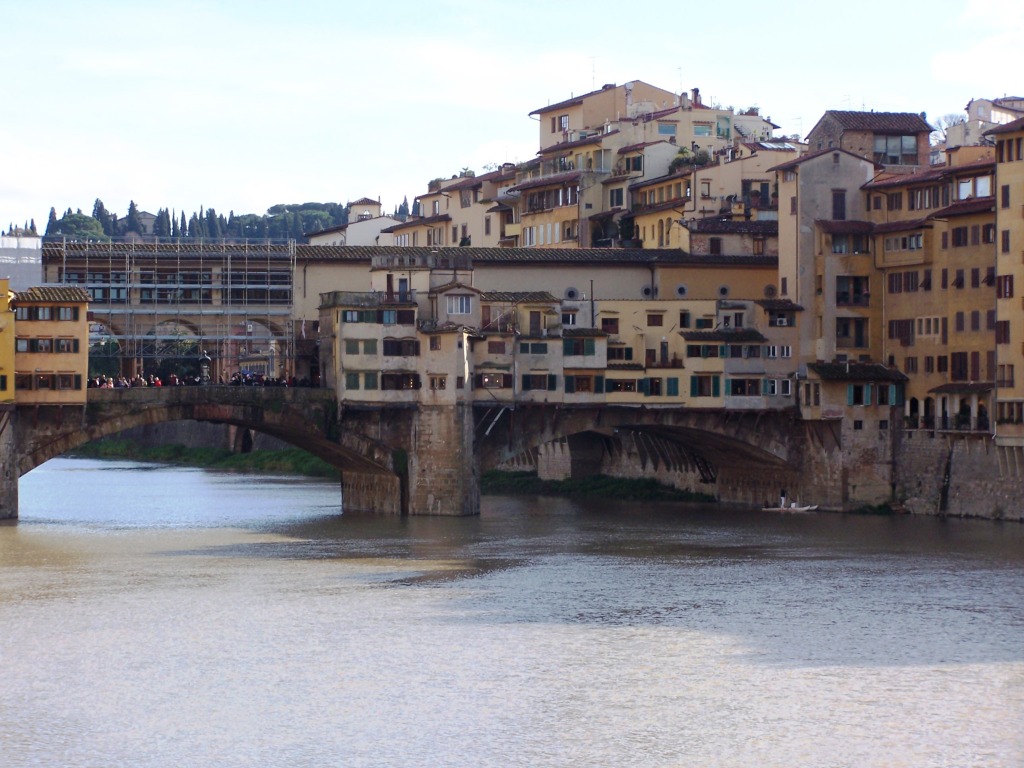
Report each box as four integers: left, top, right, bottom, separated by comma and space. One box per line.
835, 293, 870, 307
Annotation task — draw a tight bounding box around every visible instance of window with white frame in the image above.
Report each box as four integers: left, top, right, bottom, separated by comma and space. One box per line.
446, 295, 472, 315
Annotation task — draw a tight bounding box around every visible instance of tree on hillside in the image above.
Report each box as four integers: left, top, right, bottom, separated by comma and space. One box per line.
92, 199, 114, 235
45, 207, 58, 236
180, 211, 187, 237
123, 200, 143, 235
49, 211, 107, 240
398, 196, 410, 220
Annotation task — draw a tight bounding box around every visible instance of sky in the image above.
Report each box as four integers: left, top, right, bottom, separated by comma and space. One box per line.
2, 0, 1021, 231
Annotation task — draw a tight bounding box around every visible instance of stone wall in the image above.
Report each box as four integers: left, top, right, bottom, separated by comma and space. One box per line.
896, 430, 1024, 521
406, 404, 479, 515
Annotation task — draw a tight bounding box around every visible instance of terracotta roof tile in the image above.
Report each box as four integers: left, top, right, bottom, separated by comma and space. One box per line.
684, 218, 778, 235
380, 214, 452, 233
821, 110, 933, 133
756, 299, 804, 311
681, 328, 767, 343
15, 286, 90, 303
815, 219, 874, 235
479, 291, 558, 303
808, 361, 907, 382
537, 132, 615, 155
508, 170, 582, 193
984, 115, 1024, 135
931, 197, 995, 218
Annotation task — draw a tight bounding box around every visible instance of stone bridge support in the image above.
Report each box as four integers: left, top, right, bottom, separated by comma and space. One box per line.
1, 409, 16, 520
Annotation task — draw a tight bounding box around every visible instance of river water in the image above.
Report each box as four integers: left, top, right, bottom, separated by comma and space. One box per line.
2, 458, 1022, 767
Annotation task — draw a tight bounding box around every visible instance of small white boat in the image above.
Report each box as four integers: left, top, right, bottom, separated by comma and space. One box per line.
762, 491, 818, 513
763, 503, 819, 513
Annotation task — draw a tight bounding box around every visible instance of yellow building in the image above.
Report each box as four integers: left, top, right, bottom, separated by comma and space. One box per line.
865, 155, 996, 430
12, 286, 90, 405
0, 278, 14, 406
987, 117, 1024, 443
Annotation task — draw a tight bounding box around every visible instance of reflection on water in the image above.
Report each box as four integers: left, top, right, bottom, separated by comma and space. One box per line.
2, 458, 1022, 767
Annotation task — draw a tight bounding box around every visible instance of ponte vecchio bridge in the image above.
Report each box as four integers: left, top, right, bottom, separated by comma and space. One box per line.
0, 386, 842, 520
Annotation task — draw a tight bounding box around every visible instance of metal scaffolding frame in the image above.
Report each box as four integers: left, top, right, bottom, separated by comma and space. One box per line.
43, 237, 297, 380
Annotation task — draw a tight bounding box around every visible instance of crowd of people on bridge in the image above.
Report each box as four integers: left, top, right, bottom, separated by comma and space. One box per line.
87, 372, 315, 388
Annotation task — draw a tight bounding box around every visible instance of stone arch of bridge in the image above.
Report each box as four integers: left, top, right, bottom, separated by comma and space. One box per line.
15, 390, 396, 482
476, 405, 801, 476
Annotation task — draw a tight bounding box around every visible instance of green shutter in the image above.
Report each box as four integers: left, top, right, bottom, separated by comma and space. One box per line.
640, 378, 650, 396
847, 385, 855, 406
563, 339, 573, 355
712, 376, 720, 397
865, 384, 873, 405
548, 374, 557, 391
584, 338, 595, 356
690, 376, 699, 397
595, 375, 604, 392
564, 375, 575, 393
74, 374, 82, 390
667, 377, 679, 396
521, 375, 531, 391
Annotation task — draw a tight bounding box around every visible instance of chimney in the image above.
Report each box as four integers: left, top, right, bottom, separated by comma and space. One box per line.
691, 87, 701, 106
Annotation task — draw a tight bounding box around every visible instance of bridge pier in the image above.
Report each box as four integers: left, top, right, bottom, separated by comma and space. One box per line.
341, 471, 402, 514
405, 403, 479, 516
0, 409, 16, 520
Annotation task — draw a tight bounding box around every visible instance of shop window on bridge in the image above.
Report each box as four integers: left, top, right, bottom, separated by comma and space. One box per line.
476, 372, 513, 389
15, 373, 33, 390
381, 373, 421, 390
34, 374, 55, 390
690, 375, 720, 397
605, 378, 637, 393
564, 375, 600, 393
522, 374, 556, 391
727, 378, 760, 396
563, 338, 595, 356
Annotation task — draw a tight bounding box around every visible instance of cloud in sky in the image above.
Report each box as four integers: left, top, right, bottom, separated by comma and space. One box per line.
0, 0, 1007, 229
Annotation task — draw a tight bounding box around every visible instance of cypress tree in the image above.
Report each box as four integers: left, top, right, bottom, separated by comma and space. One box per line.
46, 208, 58, 235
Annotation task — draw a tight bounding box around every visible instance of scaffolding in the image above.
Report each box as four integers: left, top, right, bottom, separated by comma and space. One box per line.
42, 237, 297, 381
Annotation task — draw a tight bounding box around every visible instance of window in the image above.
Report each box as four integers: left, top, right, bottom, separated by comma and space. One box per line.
874, 134, 918, 165
607, 346, 634, 361
609, 188, 624, 208
1002, 230, 1011, 253
997, 274, 1014, 298
709, 237, 722, 255
832, 190, 846, 220
1002, 184, 1011, 208
429, 375, 447, 390
520, 342, 548, 354
363, 372, 378, 390
996, 321, 1011, 344
487, 340, 505, 354
522, 374, 555, 391
446, 294, 472, 315
600, 317, 619, 335
727, 379, 760, 396
345, 339, 360, 355
647, 314, 663, 327
430, 336, 441, 351
690, 374, 719, 397
904, 357, 918, 373
57, 307, 78, 321
561, 312, 577, 326
563, 338, 595, 356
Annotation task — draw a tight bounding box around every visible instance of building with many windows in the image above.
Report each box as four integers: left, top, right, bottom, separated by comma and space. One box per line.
11, 286, 89, 405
